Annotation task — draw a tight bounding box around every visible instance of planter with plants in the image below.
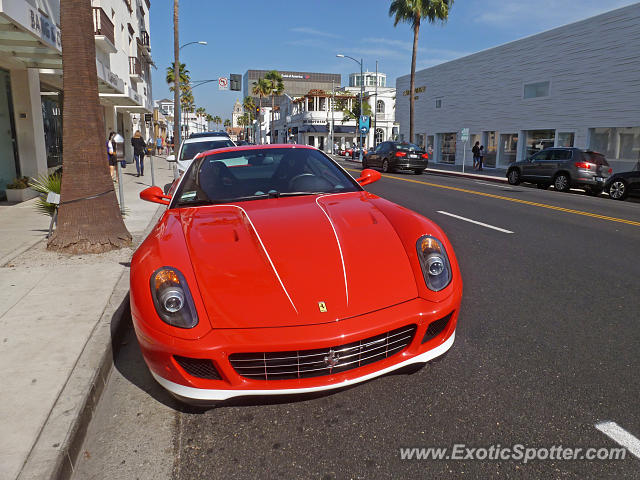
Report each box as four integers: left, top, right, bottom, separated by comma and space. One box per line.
5, 177, 38, 203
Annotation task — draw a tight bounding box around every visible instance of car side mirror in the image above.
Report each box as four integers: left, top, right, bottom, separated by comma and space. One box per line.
166, 154, 176, 162
356, 169, 382, 186
140, 186, 171, 205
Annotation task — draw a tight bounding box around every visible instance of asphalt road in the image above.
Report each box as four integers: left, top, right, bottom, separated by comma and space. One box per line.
72, 164, 640, 480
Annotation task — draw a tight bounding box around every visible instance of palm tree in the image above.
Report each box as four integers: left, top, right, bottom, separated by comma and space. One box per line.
213, 115, 222, 130
242, 96, 256, 142
166, 63, 190, 92
251, 78, 270, 143
264, 70, 284, 144
48, 0, 131, 252
205, 113, 214, 129
389, 0, 454, 143
196, 107, 206, 132
172, 0, 180, 150
223, 118, 231, 129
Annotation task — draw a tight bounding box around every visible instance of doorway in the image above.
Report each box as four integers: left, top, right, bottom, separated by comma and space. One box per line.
0, 68, 19, 194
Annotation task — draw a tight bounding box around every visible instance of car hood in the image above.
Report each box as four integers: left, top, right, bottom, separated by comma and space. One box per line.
179, 192, 418, 328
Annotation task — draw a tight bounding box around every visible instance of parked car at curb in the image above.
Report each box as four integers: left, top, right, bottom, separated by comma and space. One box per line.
133, 144, 462, 405
604, 166, 640, 201
167, 134, 236, 173
506, 147, 612, 194
363, 141, 429, 175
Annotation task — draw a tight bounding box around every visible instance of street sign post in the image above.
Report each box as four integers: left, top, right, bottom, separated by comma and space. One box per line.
461, 128, 469, 173
218, 77, 229, 90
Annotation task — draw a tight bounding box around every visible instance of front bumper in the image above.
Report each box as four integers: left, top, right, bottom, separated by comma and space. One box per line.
133, 296, 460, 402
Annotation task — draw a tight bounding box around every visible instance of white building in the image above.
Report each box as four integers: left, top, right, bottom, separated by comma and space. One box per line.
396, 3, 640, 172
349, 71, 386, 88
0, 0, 154, 198
156, 98, 207, 140
231, 99, 243, 128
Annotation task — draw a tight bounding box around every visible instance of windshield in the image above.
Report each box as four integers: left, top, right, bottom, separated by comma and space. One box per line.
174, 148, 361, 207
180, 140, 235, 160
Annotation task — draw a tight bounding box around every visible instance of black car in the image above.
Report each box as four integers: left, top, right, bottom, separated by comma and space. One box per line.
604, 166, 640, 201
363, 141, 429, 175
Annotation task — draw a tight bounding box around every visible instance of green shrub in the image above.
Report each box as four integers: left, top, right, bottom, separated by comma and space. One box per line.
29, 172, 61, 216
7, 177, 30, 189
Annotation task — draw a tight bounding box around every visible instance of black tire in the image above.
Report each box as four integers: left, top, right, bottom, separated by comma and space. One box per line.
382, 159, 391, 173
608, 179, 628, 200
361, 157, 368, 169
507, 168, 521, 185
553, 173, 571, 192
536, 183, 549, 190
414, 169, 424, 175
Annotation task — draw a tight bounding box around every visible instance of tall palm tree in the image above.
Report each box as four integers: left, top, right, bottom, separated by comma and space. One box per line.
196, 107, 206, 132
172, 0, 180, 150
213, 115, 222, 130
251, 78, 270, 143
166, 63, 190, 91
242, 96, 256, 142
224, 118, 231, 129
389, 0, 453, 143
48, 0, 131, 252
264, 70, 284, 144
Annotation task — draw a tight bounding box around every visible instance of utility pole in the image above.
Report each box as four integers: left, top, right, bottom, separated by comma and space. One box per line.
374, 60, 378, 147
330, 79, 335, 155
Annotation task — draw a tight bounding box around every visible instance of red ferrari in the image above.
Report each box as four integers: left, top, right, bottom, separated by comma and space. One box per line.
132, 144, 462, 404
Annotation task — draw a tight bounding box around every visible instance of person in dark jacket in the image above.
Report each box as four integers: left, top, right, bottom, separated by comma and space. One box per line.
472, 141, 480, 169
131, 130, 146, 177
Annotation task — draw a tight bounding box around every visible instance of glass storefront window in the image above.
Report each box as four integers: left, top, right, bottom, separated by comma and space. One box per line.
483, 131, 497, 168
589, 127, 640, 170
0, 68, 19, 193
525, 129, 555, 157
499, 134, 518, 165
41, 92, 63, 169
557, 132, 574, 147
439, 133, 456, 164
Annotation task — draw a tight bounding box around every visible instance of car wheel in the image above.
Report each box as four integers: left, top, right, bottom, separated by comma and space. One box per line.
608, 179, 628, 200
507, 168, 521, 185
414, 169, 424, 175
536, 183, 549, 190
382, 159, 391, 173
553, 173, 570, 192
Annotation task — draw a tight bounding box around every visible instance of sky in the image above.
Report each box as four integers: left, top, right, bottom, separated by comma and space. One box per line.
150, 0, 637, 121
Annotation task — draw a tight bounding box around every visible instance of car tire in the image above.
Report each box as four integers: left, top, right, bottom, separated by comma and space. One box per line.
553, 173, 570, 192
536, 183, 549, 190
382, 159, 391, 173
507, 168, 521, 185
414, 169, 424, 175
608, 179, 628, 200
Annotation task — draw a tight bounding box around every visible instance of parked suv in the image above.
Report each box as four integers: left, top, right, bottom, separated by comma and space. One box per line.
363, 141, 428, 175
506, 148, 612, 194
167, 134, 236, 173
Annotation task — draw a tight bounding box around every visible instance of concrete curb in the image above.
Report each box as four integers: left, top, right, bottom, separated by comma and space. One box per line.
16, 206, 165, 480
425, 168, 508, 183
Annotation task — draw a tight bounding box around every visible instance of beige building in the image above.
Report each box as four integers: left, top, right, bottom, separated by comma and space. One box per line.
0, 0, 154, 198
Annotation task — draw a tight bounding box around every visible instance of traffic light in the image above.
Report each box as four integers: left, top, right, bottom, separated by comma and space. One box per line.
230, 74, 241, 91
256, 106, 260, 117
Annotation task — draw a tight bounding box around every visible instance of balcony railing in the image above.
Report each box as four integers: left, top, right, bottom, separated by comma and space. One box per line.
92, 7, 115, 47
138, 30, 150, 48
129, 56, 142, 78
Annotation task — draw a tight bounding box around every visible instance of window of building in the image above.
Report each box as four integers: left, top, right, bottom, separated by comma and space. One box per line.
499, 133, 518, 165
439, 133, 456, 163
589, 127, 640, 165
374, 128, 384, 145
483, 131, 498, 168
41, 92, 63, 168
525, 129, 555, 157
415, 133, 425, 149
376, 100, 385, 114
308, 135, 314, 147
557, 132, 574, 147
435, 98, 442, 109
523, 81, 550, 99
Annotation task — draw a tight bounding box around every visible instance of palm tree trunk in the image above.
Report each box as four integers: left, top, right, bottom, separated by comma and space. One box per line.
172, 0, 180, 151
271, 94, 275, 144
410, 19, 420, 144
258, 97, 263, 144
48, 0, 131, 253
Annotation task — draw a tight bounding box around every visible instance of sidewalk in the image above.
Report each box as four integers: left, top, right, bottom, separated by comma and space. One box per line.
0, 157, 173, 480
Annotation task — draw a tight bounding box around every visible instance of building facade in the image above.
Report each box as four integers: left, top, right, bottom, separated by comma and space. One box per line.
0, 0, 154, 198
396, 3, 640, 172
349, 71, 386, 88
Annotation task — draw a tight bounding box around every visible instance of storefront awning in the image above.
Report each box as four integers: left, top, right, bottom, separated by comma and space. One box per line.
299, 125, 328, 133
334, 125, 356, 134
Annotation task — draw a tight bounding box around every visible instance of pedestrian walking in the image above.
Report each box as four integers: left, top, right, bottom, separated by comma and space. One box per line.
478, 145, 485, 171
107, 132, 117, 181
472, 141, 480, 169
131, 130, 146, 177
156, 136, 162, 156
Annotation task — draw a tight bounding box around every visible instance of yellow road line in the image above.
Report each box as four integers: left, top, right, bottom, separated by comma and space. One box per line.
345, 168, 640, 227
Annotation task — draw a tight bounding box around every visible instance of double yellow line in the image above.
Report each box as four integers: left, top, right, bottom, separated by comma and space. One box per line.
346, 168, 640, 227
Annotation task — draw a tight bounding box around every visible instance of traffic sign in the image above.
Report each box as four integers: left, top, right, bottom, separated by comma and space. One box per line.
218, 77, 229, 90
461, 128, 469, 142
358, 115, 370, 134
360, 126, 368, 134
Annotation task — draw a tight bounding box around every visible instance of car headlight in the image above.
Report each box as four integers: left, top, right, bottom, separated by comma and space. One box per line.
416, 235, 452, 291
150, 267, 198, 328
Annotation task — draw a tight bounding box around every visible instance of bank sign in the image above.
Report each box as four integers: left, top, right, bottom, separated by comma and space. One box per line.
2, 3, 61, 51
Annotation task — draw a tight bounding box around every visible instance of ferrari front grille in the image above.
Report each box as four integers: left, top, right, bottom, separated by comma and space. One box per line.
229, 324, 417, 381
174, 355, 221, 380
422, 311, 453, 344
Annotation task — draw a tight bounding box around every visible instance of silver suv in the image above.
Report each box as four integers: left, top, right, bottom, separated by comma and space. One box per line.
506, 148, 612, 195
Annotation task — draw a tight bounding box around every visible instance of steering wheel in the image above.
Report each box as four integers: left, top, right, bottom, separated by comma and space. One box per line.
288, 173, 317, 190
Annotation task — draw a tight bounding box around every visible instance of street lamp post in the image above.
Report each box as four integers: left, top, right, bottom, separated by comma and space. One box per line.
337, 54, 364, 163
174, 40, 207, 150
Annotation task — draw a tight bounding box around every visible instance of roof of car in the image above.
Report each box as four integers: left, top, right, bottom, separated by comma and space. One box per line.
183, 134, 231, 144
188, 131, 230, 139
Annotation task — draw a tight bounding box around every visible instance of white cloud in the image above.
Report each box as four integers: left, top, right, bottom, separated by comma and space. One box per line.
290, 27, 341, 39
360, 37, 470, 58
